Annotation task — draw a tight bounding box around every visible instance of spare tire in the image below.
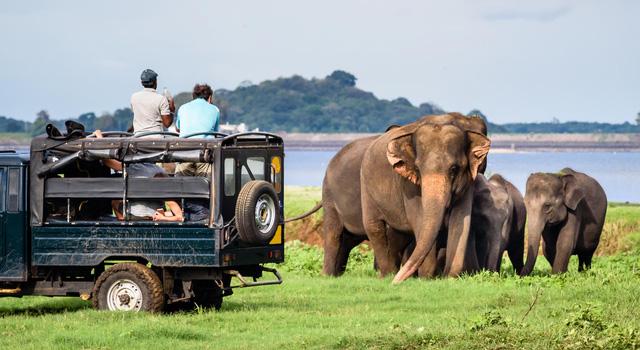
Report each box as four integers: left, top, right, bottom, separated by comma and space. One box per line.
235, 180, 280, 244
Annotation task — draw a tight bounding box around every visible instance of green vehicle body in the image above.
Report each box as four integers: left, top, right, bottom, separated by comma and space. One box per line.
0, 132, 284, 307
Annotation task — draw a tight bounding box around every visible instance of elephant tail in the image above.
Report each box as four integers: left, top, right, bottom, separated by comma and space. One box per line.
284, 202, 322, 223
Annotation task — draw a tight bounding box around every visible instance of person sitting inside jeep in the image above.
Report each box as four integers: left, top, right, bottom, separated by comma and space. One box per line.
94, 130, 183, 222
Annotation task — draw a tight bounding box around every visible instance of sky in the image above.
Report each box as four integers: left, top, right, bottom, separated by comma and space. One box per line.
0, 0, 639, 124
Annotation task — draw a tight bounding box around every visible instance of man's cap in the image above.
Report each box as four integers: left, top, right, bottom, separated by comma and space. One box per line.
140, 69, 158, 83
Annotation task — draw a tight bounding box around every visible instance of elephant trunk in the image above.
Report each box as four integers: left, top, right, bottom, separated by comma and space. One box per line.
392, 174, 448, 284
520, 216, 545, 276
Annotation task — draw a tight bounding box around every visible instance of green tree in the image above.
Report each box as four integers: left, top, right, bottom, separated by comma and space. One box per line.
30, 110, 50, 136
327, 70, 356, 87
94, 112, 116, 130
636, 112, 640, 125
467, 109, 488, 122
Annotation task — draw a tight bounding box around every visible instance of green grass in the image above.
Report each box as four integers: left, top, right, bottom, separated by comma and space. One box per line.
0, 132, 31, 145
285, 185, 322, 217
0, 187, 639, 349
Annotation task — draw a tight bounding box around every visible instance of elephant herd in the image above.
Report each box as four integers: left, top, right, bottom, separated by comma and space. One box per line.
289, 113, 608, 284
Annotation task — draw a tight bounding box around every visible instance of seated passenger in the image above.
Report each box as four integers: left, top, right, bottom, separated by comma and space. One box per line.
94, 130, 183, 222
111, 169, 183, 222
175, 83, 219, 177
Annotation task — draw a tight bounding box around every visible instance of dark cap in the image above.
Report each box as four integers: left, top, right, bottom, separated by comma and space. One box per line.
140, 69, 158, 83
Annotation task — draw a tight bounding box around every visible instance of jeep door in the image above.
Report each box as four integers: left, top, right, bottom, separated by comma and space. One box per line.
0, 166, 28, 281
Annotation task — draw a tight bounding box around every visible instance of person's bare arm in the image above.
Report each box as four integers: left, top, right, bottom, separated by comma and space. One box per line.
160, 96, 174, 128
161, 114, 173, 128
94, 130, 123, 171
153, 201, 183, 222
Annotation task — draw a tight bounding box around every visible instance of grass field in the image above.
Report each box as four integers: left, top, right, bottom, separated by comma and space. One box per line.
0, 186, 639, 349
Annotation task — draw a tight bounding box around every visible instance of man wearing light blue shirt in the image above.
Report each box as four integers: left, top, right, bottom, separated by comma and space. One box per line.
176, 83, 220, 138
175, 84, 219, 178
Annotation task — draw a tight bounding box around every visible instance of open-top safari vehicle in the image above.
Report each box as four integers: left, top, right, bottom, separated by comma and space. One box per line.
0, 129, 285, 312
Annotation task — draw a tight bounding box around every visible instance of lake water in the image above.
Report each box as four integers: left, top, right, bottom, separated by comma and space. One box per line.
285, 150, 640, 203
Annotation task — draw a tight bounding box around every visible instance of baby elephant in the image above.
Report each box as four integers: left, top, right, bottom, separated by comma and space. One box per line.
520, 168, 607, 275
472, 174, 526, 274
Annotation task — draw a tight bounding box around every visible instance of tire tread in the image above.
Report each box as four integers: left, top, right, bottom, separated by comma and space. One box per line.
92, 262, 164, 312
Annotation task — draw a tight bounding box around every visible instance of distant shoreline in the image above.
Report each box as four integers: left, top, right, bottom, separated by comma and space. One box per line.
281, 132, 640, 152
1, 132, 640, 152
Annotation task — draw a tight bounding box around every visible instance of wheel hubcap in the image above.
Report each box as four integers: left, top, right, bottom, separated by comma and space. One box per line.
106, 279, 143, 311
255, 194, 276, 234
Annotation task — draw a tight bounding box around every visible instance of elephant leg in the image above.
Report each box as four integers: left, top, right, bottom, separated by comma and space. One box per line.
485, 242, 503, 272
507, 227, 525, 275
583, 254, 593, 270
552, 216, 579, 274
335, 232, 365, 275
401, 238, 415, 266
436, 248, 447, 275
474, 230, 488, 270
388, 228, 412, 270
375, 229, 411, 272
321, 204, 346, 276
464, 229, 481, 274
542, 240, 555, 269
444, 185, 474, 277
418, 245, 438, 278
578, 255, 585, 272
364, 219, 398, 276
578, 253, 593, 272
496, 254, 503, 273
362, 192, 397, 277
417, 228, 448, 277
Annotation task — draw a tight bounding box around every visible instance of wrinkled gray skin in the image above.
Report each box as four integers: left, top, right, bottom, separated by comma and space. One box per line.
320, 136, 412, 276
521, 168, 607, 275
472, 174, 525, 274
361, 114, 491, 283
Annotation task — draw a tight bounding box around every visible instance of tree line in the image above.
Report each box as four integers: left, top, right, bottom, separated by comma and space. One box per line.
3, 70, 640, 135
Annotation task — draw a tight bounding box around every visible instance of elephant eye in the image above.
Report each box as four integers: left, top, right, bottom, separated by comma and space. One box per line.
543, 203, 552, 212
449, 164, 459, 177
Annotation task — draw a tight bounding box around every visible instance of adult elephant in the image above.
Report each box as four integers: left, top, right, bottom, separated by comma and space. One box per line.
520, 168, 607, 275
360, 117, 491, 283
286, 134, 413, 276
472, 174, 525, 274
287, 113, 487, 277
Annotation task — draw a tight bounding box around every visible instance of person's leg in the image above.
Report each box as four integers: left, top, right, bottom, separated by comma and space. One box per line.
175, 162, 196, 177
112, 200, 124, 220
194, 163, 212, 177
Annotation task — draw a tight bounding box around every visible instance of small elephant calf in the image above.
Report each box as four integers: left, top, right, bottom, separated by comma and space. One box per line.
520, 168, 607, 275
471, 174, 526, 274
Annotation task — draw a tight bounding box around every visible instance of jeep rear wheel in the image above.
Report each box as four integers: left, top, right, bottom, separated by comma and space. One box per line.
93, 263, 164, 312
236, 180, 280, 244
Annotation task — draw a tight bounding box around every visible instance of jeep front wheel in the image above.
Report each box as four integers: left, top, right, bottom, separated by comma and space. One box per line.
93, 263, 164, 312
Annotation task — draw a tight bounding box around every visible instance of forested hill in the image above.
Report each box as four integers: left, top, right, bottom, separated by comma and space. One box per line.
174, 70, 444, 133
3, 70, 640, 135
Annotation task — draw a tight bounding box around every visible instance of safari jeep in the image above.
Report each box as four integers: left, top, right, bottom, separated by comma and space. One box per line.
0, 130, 284, 312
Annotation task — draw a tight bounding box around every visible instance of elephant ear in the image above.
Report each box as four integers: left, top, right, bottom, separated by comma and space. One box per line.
385, 124, 401, 132
466, 131, 491, 180
386, 124, 420, 186
562, 174, 584, 210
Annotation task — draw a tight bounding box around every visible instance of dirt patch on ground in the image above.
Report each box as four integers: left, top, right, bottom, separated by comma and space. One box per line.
286, 215, 323, 246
